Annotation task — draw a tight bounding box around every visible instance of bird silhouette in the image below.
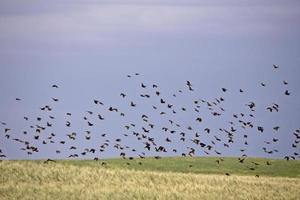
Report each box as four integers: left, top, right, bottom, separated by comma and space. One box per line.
285, 90, 290, 95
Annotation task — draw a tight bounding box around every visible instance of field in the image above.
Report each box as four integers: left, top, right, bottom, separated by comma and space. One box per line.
0, 157, 299, 200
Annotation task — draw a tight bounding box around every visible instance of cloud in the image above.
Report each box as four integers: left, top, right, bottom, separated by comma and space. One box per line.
0, 1, 299, 53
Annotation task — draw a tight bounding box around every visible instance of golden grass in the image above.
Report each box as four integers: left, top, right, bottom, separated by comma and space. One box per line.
0, 161, 299, 200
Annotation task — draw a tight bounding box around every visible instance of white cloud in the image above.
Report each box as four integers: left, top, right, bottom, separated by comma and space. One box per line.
0, 1, 299, 51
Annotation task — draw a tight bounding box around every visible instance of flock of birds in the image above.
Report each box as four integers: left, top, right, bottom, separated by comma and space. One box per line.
0, 64, 299, 176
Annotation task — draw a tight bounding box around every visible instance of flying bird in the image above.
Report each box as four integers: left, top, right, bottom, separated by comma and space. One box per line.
273, 64, 279, 69
285, 90, 290, 96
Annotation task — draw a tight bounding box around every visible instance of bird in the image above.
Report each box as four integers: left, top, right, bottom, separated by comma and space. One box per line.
273, 64, 279, 69
44, 159, 56, 163
204, 128, 210, 134
284, 90, 290, 95
98, 114, 104, 120
108, 107, 118, 112
196, 118, 202, 122
52, 84, 59, 88
66, 121, 71, 127
186, 81, 193, 91
130, 102, 136, 107
4, 128, 11, 133
187, 81, 192, 87
86, 111, 93, 115
257, 126, 264, 133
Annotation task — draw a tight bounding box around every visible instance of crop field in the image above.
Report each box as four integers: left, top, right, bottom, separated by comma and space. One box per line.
0, 157, 299, 200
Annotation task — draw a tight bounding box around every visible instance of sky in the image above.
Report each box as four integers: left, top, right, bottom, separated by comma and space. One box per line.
0, 0, 299, 160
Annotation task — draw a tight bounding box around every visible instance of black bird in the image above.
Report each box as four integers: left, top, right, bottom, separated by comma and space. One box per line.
108, 107, 118, 112
187, 81, 192, 87
186, 81, 193, 91
52, 98, 59, 102
44, 159, 56, 163
52, 84, 59, 88
4, 128, 10, 133
130, 102, 136, 107
222, 88, 227, 92
285, 90, 290, 96
284, 156, 289, 161
273, 138, 279, 142
204, 128, 210, 134
257, 126, 264, 133
98, 114, 104, 120
196, 117, 202, 122
16, 98, 21, 101
273, 64, 279, 69
120, 93, 126, 98
66, 121, 71, 127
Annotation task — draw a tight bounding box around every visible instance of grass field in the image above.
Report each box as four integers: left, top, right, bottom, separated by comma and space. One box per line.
0, 157, 299, 200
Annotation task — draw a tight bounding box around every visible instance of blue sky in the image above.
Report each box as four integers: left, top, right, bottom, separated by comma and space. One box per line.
0, 0, 299, 159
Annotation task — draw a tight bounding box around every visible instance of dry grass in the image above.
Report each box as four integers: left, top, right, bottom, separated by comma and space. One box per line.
0, 160, 299, 200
